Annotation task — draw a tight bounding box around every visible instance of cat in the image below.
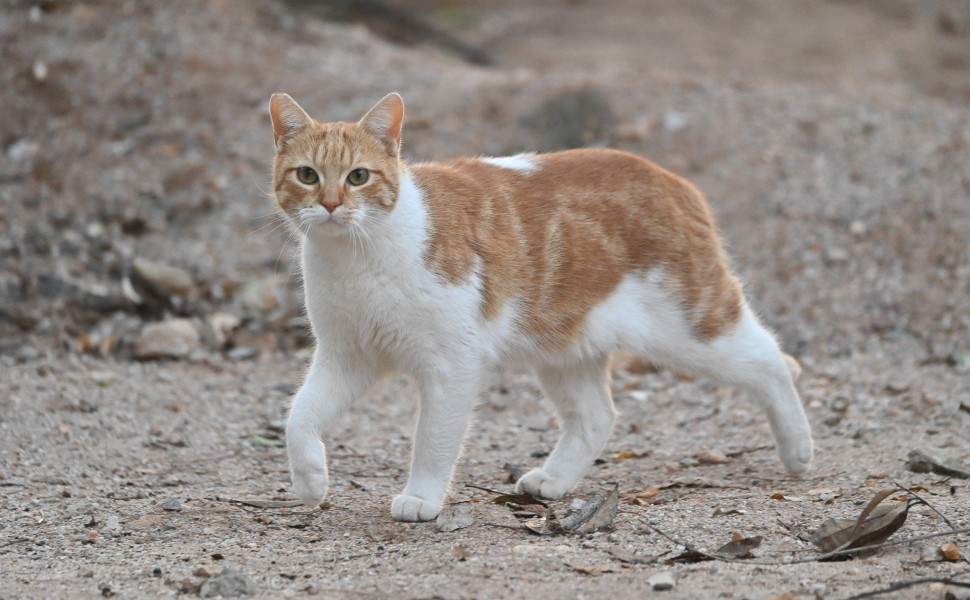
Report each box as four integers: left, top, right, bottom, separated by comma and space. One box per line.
268, 92, 813, 522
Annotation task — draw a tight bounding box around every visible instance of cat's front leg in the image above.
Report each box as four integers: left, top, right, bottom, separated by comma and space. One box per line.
392, 369, 480, 522
287, 354, 373, 508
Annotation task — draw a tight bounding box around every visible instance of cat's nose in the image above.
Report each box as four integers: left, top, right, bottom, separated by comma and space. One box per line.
320, 195, 341, 213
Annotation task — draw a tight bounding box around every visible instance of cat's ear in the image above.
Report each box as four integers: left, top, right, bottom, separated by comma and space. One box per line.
269, 93, 313, 150
358, 93, 404, 156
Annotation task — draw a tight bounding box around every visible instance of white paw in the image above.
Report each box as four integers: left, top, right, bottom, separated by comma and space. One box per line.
290, 461, 328, 508
778, 435, 814, 475
515, 468, 571, 500
391, 494, 441, 522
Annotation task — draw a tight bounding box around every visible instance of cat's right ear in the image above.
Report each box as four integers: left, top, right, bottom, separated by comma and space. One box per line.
269, 93, 313, 150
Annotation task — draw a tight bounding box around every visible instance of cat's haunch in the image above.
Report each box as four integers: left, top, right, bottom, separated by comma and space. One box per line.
270, 92, 813, 522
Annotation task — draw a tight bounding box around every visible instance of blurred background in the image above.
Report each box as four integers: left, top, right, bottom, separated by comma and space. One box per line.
1, 0, 969, 365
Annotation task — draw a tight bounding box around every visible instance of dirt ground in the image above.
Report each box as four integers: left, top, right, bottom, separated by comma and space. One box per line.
2, 1, 970, 598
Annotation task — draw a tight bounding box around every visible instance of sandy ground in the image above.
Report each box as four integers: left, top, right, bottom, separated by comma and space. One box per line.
2, 1, 970, 598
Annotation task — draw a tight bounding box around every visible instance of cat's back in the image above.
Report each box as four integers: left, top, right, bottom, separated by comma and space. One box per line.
409, 147, 738, 350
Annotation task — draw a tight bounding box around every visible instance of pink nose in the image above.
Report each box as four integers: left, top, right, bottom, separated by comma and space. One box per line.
321, 197, 341, 213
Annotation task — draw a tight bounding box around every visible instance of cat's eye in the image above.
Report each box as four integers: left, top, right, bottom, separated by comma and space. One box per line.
347, 168, 369, 186
296, 166, 319, 185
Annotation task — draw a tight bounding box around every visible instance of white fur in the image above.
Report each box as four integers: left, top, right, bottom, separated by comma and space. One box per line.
286, 168, 813, 521
480, 153, 540, 174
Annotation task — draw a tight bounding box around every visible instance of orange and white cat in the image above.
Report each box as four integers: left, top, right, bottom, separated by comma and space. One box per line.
269, 92, 813, 522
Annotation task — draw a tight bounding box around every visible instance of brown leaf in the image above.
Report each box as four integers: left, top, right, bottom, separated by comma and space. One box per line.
489, 493, 548, 508
810, 488, 910, 557
231, 498, 304, 509
939, 541, 962, 561
716, 535, 763, 559
622, 487, 660, 506
551, 485, 619, 534
564, 561, 617, 576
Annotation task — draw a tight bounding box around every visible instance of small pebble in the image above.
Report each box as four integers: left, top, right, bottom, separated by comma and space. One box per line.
648, 570, 676, 591
157, 498, 182, 512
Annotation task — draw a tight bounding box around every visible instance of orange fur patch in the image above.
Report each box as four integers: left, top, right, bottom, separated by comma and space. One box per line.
413, 149, 742, 347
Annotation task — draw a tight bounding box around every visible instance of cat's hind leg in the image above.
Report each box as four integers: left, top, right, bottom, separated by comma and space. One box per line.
671, 304, 813, 474
515, 355, 616, 499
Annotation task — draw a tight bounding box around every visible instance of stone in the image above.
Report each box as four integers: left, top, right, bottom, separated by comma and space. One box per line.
199, 569, 253, 597
132, 257, 194, 297
648, 570, 676, 591
696, 450, 729, 465
133, 319, 201, 359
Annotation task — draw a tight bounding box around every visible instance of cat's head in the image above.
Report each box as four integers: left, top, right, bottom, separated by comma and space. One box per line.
268, 93, 404, 237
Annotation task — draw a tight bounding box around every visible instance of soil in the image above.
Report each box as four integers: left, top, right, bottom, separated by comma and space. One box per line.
2, 1, 969, 598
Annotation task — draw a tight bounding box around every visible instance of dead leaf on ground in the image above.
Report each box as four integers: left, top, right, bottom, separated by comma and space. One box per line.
716, 533, 763, 559
810, 488, 910, 558
231, 498, 304, 509
564, 560, 618, 575
489, 493, 548, 508
621, 486, 660, 506
435, 504, 475, 533
550, 484, 619, 534
711, 506, 746, 517
608, 544, 659, 564
611, 449, 651, 460
939, 541, 962, 561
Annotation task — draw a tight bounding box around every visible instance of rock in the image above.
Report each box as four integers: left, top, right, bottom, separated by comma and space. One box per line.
133, 319, 201, 359
648, 570, 676, 591
906, 448, 970, 479
199, 569, 253, 597
132, 257, 194, 297
205, 312, 241, 349
156, 498, 182, 512
695, 450, 729, 465
435, 504, 475, 533
227, 346, 258, 361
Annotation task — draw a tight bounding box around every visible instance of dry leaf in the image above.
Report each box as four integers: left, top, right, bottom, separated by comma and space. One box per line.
551, 484, 619, 534
565, 561, 617, 576
712, 506, 746, 517
939, 541, 962, 561
611, 449, 650, 460
770, 492, 785, 500
435, 504, 475, 533
489, 493, 548, 507
810, 488, 910, 557
622, 487, 660, 506
716, 534, 763, 558
608, 544, 657, 565
231, 498, 304, 509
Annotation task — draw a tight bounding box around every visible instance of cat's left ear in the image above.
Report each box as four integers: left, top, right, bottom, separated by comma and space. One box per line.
358, 93, 404, 156
269, 93, 313, 150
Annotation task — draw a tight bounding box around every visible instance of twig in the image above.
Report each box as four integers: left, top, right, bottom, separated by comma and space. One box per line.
892, 479, 957, 530
844, 576, 970, 600
0, 538, 30, 549
464, 483, 506, 496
